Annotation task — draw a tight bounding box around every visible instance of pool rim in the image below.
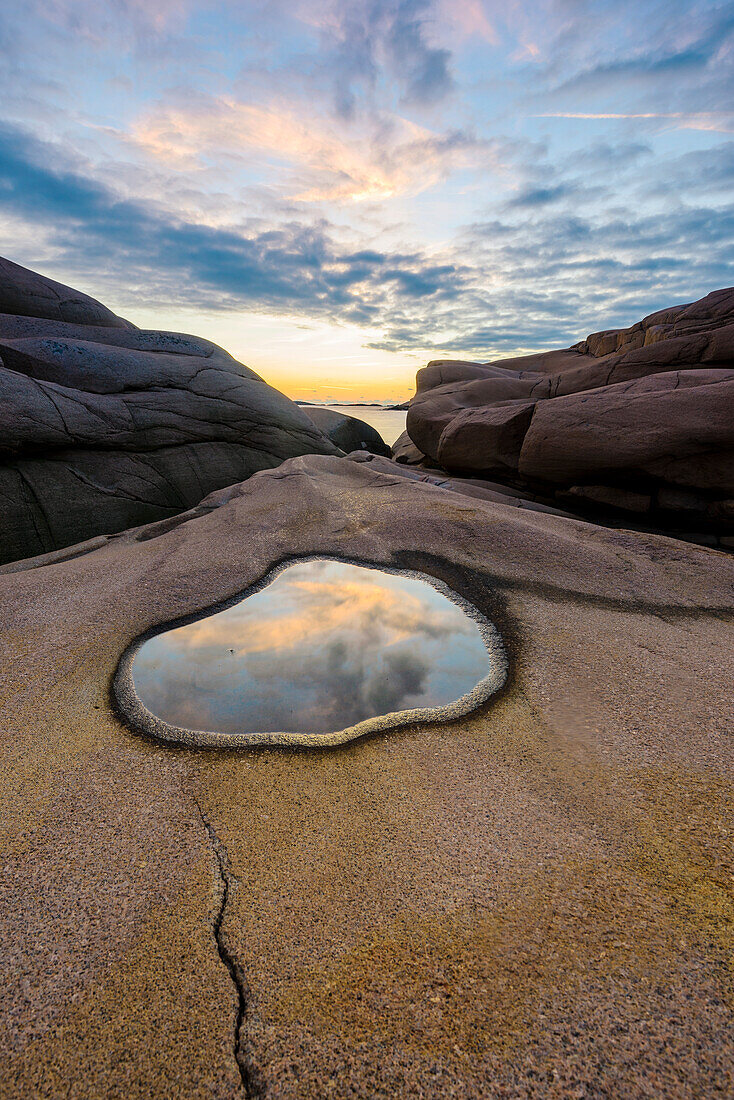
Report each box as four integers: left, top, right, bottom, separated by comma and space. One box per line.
112, 553, 509, 750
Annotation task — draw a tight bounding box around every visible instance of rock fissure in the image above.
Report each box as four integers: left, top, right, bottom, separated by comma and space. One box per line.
193, 797, 260, 1098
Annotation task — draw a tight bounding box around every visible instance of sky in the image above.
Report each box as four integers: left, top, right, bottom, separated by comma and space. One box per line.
0, 0, 732, 400
133, 559, 489, 734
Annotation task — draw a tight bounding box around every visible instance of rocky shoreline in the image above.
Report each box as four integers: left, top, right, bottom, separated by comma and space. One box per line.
1, 258, 733, 1098
399, 287, 734, 549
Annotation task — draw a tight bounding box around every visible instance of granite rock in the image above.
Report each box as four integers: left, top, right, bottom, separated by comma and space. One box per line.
1, 454, 732, 1097
303, 406, 391, 457
406, 287, 734, 538
0, 258, 339, 565
391, 429, 428, 465
0, 255, 133, 328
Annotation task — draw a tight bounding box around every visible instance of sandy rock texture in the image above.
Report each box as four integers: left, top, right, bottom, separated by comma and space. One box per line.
406, 288, 734, 544
303, 406, 391, 456
1, 455, 732, 1098
0, 258, 339, 566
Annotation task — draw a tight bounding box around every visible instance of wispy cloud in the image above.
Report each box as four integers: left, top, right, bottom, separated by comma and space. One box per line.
167, 575, 456, 655
436, 0, 499, 44
0, 123, 472, 326
535, 1, 734, 115
18, 0, 193, 47
536, 112, 734, 133
294, 0, 455, 115
132, 96, 491, 201
2, 117, 732, 362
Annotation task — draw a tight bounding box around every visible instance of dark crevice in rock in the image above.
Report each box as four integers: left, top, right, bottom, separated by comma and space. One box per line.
15, 466, 55, 549
192, 796, 261, 1099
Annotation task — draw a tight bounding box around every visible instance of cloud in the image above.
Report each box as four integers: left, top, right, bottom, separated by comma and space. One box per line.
133, 560, 485, 734
296, 0, 455, 115
0, 122, 475, 320
5, 117, 730, 363
534, 2, 734, 116
132, 95, 490, 202
535, 112, 734, 133
506, 183, 580, 207
368, 197, 734, 356
4, 116, 728, 363
13, 0, 193, 49
0, 2, 731, 370
435, 0, 498, 44
646, 141, 734, 196
167, 572, 459, 655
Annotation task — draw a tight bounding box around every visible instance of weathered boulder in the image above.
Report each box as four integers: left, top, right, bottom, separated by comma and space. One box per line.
578, 285, 734, 357
435, 401, 536, 473
303, 406, 391, 456
0, 257, 339, 565
518, 369, 734, 483
408, 375, 547, 460
406, 287, 734, 540
0, 255, 133, 328
392, 429, 428, 465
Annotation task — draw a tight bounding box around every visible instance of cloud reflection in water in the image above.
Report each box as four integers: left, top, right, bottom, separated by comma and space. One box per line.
132, 559, 490, 736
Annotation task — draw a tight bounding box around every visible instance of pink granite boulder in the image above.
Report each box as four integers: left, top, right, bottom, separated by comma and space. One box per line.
404, 287, 734, 540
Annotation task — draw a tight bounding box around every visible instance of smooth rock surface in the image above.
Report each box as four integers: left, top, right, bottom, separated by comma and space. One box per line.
1, 455, 732, 1097
518, 369, 734, 483
0, 258, 339, 565
303, 406, 391, 456
348, 451, 576, 518
0, 255, 132, 328
407, 288, 734, 540
391, 429, 427, 465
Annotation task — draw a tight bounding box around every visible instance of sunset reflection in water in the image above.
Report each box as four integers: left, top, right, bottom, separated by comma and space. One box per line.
132, 560, 490, 736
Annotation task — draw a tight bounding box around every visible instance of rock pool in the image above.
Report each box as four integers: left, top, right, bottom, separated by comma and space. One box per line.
116, 558, 506, 747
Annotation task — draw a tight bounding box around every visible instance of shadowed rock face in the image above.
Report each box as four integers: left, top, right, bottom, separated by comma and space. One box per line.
406, 287, 734, 543
303, 406, 391, 457
392, 429, 427, 466
0, 257, 339, 565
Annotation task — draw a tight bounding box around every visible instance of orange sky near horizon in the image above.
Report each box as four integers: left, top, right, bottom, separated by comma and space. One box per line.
127, 301, 432, 401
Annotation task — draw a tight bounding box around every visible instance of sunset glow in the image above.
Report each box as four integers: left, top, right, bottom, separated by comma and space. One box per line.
1, 0, 731, 399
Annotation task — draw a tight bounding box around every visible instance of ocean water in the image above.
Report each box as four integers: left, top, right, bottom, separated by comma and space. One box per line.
131, 559, 490, 737
309, 405, 407, 447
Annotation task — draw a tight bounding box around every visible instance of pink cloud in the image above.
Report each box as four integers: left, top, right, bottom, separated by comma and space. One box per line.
132, 95, 492, 202
37, 0, 191, 39
437, 0, 498, 43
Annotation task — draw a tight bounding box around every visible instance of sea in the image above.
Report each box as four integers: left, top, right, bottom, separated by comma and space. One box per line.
306, 404, 408, 448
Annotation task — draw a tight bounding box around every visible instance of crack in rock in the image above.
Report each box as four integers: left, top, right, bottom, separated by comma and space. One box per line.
193, 797, 261, 1098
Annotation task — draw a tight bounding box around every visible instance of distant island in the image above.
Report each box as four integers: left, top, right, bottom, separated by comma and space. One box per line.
295, 400, 410, 410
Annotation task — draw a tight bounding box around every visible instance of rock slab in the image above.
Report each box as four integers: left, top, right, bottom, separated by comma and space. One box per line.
303, 406, 391, 456
1, 455, 732, 1097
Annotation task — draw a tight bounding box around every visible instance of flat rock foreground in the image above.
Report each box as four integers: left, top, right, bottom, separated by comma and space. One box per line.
1, 454, 733, 1098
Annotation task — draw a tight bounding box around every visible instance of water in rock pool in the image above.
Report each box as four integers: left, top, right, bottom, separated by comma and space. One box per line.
131, 559, 493, 736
